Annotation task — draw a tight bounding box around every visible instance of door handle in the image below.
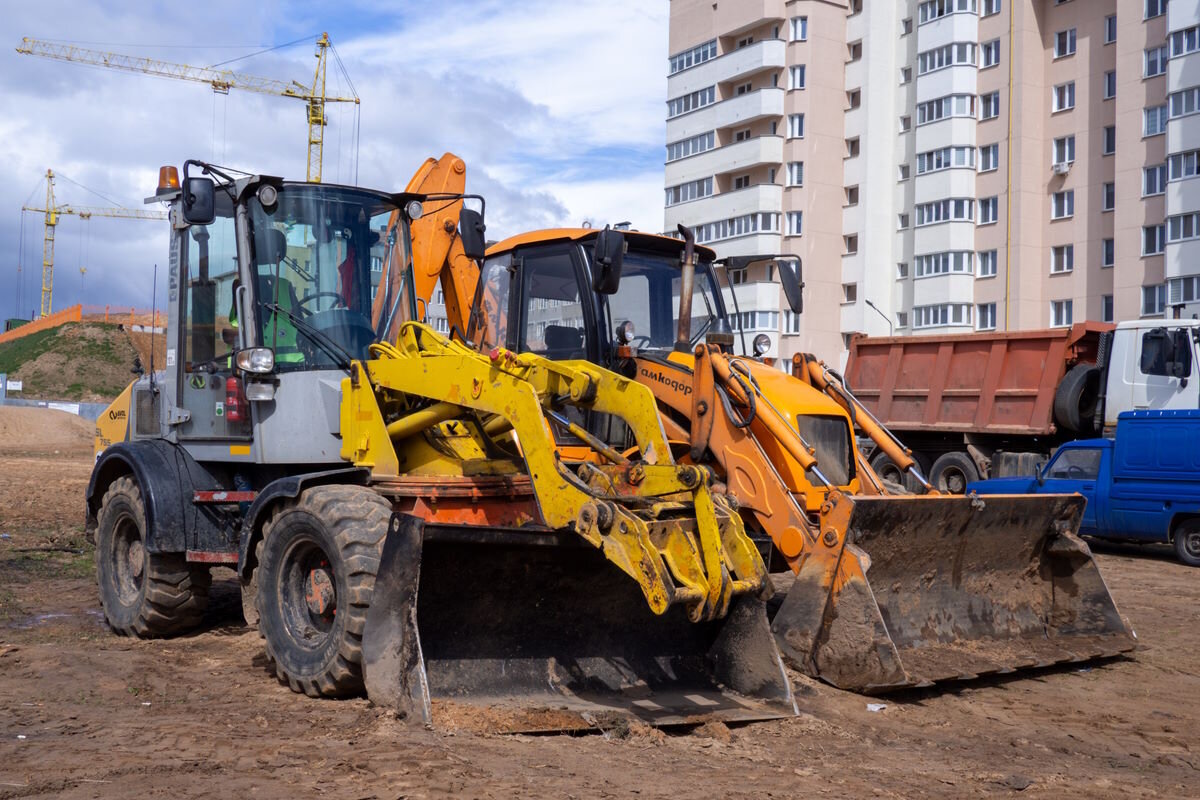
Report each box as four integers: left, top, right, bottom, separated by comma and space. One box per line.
1082, 483, 1095, 491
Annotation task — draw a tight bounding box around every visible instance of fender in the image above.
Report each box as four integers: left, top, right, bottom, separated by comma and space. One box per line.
236, 467, 371, 579
86, 439, 201, 553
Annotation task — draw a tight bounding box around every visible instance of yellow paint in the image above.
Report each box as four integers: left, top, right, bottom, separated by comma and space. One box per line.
229, 444, 251, 456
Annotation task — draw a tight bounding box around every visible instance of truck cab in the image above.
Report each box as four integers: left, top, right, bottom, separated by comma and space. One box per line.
1103, 320, 1200, 430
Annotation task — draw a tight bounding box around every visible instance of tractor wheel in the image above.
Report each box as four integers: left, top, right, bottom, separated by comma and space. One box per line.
96, 476, 211, 637
256, 485, 391, 697
1173, 519, 1200, 567
929, 451, 980, 495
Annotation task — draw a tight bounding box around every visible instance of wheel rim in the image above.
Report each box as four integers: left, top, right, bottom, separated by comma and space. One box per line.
878, 463, 903, 484
111, 513, 144, 604
279, 535, 338, 649
939, 467, 969, 495
1184, 530, 1200, 559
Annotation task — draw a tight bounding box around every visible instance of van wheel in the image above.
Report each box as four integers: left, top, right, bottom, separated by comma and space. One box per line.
1173, 520, 1200, 567
930, 451, 980, 495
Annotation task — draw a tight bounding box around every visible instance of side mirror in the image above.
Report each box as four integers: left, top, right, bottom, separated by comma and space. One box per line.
459, 208, 487, 261
591, 227, 625, 294
779, 259, 804, 315
181, 177, 215, 225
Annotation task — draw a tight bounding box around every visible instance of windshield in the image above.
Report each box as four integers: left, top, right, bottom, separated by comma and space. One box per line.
603, 248, 723, 351
247, 185, 410, 370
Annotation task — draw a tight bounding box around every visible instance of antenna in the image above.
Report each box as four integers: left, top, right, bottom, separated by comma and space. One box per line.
149, 264, 157, 391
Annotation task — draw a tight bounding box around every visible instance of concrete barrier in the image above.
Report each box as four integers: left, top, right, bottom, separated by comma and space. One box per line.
0, 397, 110, 421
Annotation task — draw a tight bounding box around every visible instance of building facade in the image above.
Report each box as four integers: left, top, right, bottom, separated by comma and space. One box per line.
665, 0, 1200, 360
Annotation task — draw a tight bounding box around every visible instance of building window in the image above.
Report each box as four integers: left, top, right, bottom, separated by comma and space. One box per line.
1169, 87, 1200, 119
1145, 104, 1169, 136
847, 89, 861, 109
898, 164, 911, 181
897, 312, 909, 329
915, 251, 974, 277
1146, 0, 1167, 20
1102, 182, 1115, 211
733, 174, 751, 190
669, 39, 717, 75
898, 213, 910, 229
900, 67, 913, 84
848, 40, 863, 61
977, 303, 997, 331
1053, 135, 1076, 165
788, 113, 805, 139
1051, 244, 1074, 273
1051, 190, 1074, 220
1103, 126, 1116, 155
917, 146, 976, 174
785, 311, 802, 334
729, 269, 748, 286
982, 39, 1001, 69
737, 36, 754, 49
786, 211, 803, 236
693, 212, 781, 244
1144, 164, 1168, 196
1102, 295, 1114, 323
982, 0, 1001, 17
1169, 276, 1200, 305
915, 199, 975, 226
913, 303, 972, 329
1103, 238, 1115, 267
1050, 299, 1074, 328
979, 144, 999, 172
849, 0, 863, 14
664, 177, 714, 206
1054, 29, 1077, 59
666, 131, 715, 162
1170, 150, 1200, 181
790, 16, 808, 41
1168, 212, 1200, 242
917, 42, 977, 75
667, 86, 715, 118
789, 65, 807, 90
1145, 46, 1169, 78
979, 196, 999, 225
917, 0, 979, 25
846, 137, 860, 157
734, 128, 752, 142
845, 237, 859, 259
1105, 15, 1117, 44
980, 91, 1001, 120
1104, 71, 1117, 99
916, 94, 976, 125
735, 82, 753, 96
1052, 82, 1076, 112
902, 17, 913, 35
787, 161, 804, 186
1143, 223, 1166, 255
1171, 26, 1200, 58
899, 115, 911, 132
1142, 284, 1167, 317
897, 262, 910, 279
978, 249, 998, 277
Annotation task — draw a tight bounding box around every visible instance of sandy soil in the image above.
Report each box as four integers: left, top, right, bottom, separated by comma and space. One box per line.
0, 414, 1197, 798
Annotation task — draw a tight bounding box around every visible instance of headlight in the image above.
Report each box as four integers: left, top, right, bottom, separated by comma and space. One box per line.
405, 199, 424, 220
753, 333, 771, 357
616, 320, 636, 344
235, 347, 275, 373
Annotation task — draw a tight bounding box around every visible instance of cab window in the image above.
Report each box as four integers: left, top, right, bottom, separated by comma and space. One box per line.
519, 248, 588, 359
1046, 448, 1102, 480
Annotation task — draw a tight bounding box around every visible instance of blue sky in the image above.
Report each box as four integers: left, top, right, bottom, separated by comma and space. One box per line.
1, 0, 668, 318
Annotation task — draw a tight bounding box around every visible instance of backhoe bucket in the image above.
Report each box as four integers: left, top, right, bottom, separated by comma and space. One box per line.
773, 494, 1136, 692
364, 514, 798, 732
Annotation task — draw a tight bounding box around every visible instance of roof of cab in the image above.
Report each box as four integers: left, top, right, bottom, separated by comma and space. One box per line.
486, 227, 717, 261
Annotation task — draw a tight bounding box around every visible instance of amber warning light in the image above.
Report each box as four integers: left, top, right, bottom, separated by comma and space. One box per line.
157, 165, 180, 194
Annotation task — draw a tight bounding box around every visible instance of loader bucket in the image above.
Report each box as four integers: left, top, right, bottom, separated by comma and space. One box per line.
772, 494, 1136, 692
363, 514, 798, 732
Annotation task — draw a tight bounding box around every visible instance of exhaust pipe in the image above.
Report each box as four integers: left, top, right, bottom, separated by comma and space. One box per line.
675, 224, 696, 353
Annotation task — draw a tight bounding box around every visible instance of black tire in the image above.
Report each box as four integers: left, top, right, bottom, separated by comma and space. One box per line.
1054, 364, 1103, 434
869, 449, 928, 494
930, 451, 980, 495
255, 485, 391, 697
96, 476, 211, 637
1173, 519, 1200, 567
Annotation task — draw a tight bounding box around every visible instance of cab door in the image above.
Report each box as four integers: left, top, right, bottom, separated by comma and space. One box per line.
1040, 446, 1104, 534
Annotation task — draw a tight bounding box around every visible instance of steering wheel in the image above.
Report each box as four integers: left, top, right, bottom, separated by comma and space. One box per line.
297, 291, 347, 314
1067, 465, 1087, 479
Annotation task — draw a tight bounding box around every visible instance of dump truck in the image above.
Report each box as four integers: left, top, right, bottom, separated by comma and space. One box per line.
86, 160, 798, 730
844, 320, 1200, 493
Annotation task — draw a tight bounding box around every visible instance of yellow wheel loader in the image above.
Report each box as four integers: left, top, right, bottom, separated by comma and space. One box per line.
457, 222, 1136, 693
86, 160, 797, 730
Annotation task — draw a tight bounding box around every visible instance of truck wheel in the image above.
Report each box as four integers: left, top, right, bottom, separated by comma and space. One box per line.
96, 476, 211, 637
869, 450, 905, 486
930, 451, 980, 495
1054, 364, 1102, 434
1173, 520, 1200, 567
256, 485, 390, 697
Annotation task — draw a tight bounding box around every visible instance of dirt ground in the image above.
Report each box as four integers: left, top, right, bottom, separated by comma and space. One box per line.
1, 410, 1197, 799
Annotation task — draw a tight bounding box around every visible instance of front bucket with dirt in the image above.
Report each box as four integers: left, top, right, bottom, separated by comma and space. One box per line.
772, 494, 1136, 692
363, 514, 798, 732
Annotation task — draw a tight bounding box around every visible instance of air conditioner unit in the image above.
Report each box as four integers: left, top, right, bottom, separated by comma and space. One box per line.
1052, 161, 1071, 176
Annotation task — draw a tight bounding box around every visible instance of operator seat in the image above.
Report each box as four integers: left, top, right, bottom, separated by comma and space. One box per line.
543, 324, 585, 359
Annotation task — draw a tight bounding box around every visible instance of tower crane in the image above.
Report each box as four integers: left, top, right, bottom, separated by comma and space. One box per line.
22, 169, 167, 318
15, 33, 358, 183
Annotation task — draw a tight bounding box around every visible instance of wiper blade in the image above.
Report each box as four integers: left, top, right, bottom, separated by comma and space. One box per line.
261, 302, 354, 372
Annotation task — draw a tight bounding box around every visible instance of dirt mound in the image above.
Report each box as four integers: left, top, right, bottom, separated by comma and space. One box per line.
0, 406, 95, 456
0, 322, 138, 402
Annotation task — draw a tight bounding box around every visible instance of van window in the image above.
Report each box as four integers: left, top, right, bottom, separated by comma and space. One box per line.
1046, 448, 1102, 480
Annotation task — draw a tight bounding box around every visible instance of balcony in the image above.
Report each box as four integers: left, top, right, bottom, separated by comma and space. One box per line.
666, 88, 785, 142
665, 135, 783, 186
664, 183, 784, 231
667, 39, 787, 97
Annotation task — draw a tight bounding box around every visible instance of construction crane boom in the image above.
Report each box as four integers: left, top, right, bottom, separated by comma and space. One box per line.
22, 169, 167, 318
16, 33, 358, 183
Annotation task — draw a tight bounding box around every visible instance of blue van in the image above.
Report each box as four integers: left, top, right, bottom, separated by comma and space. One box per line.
968, 409, 1200, 566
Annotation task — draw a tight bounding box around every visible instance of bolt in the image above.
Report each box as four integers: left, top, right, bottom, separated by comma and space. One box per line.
629, 464, 646, 484
677, 466, 698, 488
823, 529, 839, 547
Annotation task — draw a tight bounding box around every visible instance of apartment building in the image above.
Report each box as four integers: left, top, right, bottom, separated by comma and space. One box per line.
665, 0, 1200, 359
